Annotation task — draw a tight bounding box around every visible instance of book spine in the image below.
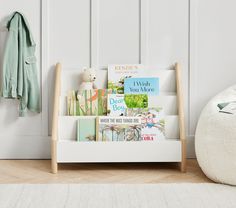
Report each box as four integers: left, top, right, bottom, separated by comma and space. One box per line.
98, 89, 103, 115
77, 120, 80, 141
67, 92, 71, 116
69, 91, 74, 116
84, 90, 88, 115
73, 91, 77, 116
90, 90, 92, 115
96, 117, 99, 141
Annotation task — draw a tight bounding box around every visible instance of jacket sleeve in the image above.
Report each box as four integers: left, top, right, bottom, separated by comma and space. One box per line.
2, 17, 19, 98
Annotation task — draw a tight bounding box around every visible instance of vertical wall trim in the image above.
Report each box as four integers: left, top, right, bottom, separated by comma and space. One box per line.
187, 0, 191, 136
89, 0, 92, 67
138, 0, 141, 63
189, 0, 199, 135
41, 0, 49, 136
91, 0, 99, 67
140, 0, 148, 64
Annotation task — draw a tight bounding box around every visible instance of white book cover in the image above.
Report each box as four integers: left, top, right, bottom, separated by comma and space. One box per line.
126, 108, 165, 141
107, 94, 127, 116
108, 64, 145, 94
96, 116, 142, 141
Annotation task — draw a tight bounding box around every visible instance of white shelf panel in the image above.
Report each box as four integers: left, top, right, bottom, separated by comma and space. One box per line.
60, 68, 176, 95
58, 115, 179, 141
57, 140, 181, 163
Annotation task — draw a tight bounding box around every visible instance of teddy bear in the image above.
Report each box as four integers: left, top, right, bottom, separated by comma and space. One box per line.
78, 67, 97, 94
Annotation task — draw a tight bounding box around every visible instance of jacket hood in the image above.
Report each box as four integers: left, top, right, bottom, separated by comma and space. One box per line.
7, 11, 35, 46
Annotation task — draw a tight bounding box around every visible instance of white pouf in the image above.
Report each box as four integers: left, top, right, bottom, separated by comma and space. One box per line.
195, 85, 236, 185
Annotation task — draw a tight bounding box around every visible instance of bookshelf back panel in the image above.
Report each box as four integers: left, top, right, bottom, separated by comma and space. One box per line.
58, 115, 179, 141
61, 69, 107, 95
60, 69, 176, 95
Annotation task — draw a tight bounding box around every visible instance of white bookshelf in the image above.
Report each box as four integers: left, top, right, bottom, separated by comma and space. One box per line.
51, 63, 186, 173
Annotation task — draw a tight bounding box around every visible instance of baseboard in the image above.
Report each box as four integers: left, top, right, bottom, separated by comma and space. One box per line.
0, 136, 50, 159
0, 135, 196, 159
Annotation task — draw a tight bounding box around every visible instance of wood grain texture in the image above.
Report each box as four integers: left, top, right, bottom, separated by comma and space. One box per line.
0, 183, 236, 208
51, 63, 61, 174
175, 63, 187, 172
0, 159, 210, 184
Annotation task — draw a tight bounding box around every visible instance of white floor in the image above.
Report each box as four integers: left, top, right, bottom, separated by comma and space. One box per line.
0, 184, 236, 208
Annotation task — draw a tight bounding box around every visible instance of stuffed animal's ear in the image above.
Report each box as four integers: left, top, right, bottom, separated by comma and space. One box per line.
83, 67, 87, 72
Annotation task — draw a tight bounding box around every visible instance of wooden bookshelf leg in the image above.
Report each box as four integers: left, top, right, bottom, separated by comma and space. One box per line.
175, 62, 187, 173
51, 140, 58, 174
180, 139, 187, 172
51, 63, 61, 174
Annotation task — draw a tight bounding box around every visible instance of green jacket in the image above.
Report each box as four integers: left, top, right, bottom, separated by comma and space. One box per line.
2, 12, 40, 116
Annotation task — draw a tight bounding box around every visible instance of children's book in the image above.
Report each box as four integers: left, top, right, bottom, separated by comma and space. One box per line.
108, 64, 145, 94
67, 89, 113, 116
107, 94, 127, 116
124, 94, 148, 108
67, 90, 77, 116
126, 107, 165, 141
96, 116, 142, 141
124, 77, 159, 96
77, 118, 96, 141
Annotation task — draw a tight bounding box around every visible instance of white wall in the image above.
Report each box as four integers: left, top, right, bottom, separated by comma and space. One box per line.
0, 0, 235, 158
0, 0, 49, 158
190, 0, 236, 138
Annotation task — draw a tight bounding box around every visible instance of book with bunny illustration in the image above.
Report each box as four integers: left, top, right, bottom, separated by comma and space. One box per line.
126, 107, 165, 141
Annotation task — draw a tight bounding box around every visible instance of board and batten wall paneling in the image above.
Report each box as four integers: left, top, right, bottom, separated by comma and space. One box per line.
141, 0, 191, 156
0, 0, 192, 158
0, 0, 50, 158
49, 0, 91, 68
91, 0, 140, 67
48, 0, 91, 135
190, 0, 236, 137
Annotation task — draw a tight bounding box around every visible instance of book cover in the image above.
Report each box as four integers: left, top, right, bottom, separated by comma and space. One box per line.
124, 94, 148, 108
76, 89, 98, 116
126, 107, 165, 141
107, 94, 127, 116
124, 77, 159, 96
108, 64, 145, 94
67, 89, 113, 116
77, 118, 96, 141
67, 90, 77, 116
96, 116, 142, 141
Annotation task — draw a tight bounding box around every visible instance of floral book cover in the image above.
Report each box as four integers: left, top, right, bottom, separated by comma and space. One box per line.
108, 64, 145, 94
126, 107, 165, 141
96, 116, 142, 142
67, 89, 113, 116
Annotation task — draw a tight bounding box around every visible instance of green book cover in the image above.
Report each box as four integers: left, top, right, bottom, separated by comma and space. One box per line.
76, 89, 113, 116
77, 118, 96, 141
124, 94, 148, 108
